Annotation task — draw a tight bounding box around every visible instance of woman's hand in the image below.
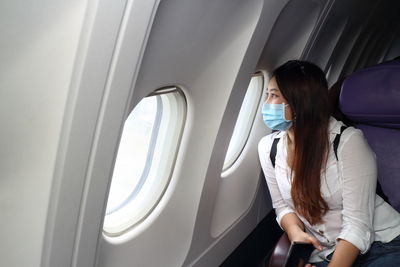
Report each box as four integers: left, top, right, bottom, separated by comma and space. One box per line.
281, 213, 322, 250
280, 214, 322, 267
287, 227, 324, 251
287, 227, 323, 267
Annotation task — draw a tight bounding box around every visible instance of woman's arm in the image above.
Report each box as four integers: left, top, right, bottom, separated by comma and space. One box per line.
328, 239, 359, 267
308, 129, 377, 267
258, 137, 295, 226
281, 213, 323, 251
306, 240, 359, 267
330, 129, 377, 265
281, 212, 304, 233
258, 137, 323, 251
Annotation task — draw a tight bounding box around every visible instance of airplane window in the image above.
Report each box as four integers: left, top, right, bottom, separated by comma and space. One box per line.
103, 88, 186, 235
222, 74, 263, 172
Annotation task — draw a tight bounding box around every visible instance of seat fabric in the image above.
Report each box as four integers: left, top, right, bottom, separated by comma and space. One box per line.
340, 61, 400, 212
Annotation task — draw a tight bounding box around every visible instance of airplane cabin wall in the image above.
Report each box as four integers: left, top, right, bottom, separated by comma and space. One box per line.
303, 0, 400, 86
97, 0, 272, 266
42, 1, 164, 266
98, 0, 331, 266
385, 35, 400, 61
2, 0, 400, 267
94, 0, 400, 265
0, 0, 163, 266
0, 1, 88, 266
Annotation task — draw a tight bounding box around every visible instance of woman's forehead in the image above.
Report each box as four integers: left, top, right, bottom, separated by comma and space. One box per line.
267, 77, 279, 89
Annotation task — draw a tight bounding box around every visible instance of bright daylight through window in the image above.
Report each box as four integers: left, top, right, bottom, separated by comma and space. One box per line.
222, 74, 263, 171
103, 88, 186, 235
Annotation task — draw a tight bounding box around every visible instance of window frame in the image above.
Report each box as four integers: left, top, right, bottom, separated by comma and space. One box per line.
222, 73, 264, 173
103, 87, 187, 236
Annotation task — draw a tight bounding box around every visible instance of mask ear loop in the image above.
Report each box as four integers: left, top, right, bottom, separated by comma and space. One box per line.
282, 103, 293, 122
283, 103, 297, 123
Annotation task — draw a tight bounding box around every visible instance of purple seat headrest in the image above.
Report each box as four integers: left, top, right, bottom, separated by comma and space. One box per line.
339, 62, 400, 128
339, 60, 400, 212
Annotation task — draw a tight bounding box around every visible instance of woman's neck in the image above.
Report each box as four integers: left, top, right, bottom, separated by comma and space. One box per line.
287, 128, 295, 147
286, 128, 295, 168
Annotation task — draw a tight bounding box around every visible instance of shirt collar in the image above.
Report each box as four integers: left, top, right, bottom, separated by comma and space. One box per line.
273, 130, 286, 138
328, 116, 344, 135
274, 117, 343, 138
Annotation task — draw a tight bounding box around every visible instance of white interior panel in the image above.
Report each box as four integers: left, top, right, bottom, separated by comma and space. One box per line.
97, 0, 266, 266
258, 0, 323, 71
208, 0, 323, 239
0, 1, 87, 266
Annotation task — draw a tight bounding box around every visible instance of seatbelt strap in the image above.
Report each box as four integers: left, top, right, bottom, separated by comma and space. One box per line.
333, 126, 348, 161
270, 137, 280, 168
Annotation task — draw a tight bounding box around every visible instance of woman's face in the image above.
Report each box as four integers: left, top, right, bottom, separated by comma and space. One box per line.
266, 76, 294, 121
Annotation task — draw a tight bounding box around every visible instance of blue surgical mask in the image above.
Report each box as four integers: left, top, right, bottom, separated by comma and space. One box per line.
262, 103, 293, 131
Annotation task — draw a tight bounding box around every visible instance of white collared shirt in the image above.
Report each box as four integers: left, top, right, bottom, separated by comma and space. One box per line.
258, 117, 400, 263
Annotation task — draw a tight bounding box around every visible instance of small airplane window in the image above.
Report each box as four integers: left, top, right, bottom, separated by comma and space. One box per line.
103, 88, 186, 235
222, 74, 263, 172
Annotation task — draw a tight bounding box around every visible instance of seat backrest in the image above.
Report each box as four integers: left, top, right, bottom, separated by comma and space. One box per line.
339, 60, 400, 212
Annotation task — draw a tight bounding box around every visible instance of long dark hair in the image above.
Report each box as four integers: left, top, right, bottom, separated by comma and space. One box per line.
272, 60, 330, 225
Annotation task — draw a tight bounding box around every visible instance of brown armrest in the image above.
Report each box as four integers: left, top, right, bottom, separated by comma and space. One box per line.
268, 232, 290, 267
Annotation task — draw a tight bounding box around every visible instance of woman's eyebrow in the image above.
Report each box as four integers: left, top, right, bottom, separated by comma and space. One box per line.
267, 88, 279, 92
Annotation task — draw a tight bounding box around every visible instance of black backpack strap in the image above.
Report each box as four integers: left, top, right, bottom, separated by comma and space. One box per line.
268, 124, 390, 204
333, 125, 348, 161
270, 137, 280, 168
332, 124, 390, 203
270, 126, 346, 167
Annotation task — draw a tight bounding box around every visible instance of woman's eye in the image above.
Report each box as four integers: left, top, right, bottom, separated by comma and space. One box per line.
265, 92, 279, 100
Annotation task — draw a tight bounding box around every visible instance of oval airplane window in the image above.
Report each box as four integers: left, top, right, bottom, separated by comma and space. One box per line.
222, 74, 263, 171
103, 88, 186, 235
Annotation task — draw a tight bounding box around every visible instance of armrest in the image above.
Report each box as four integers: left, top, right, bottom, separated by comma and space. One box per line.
268, 232, 290, 267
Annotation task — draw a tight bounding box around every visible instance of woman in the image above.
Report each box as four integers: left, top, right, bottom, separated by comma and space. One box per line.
258, 60, 400, 266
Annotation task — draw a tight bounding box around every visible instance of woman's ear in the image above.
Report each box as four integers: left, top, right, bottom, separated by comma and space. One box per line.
285, 104, 294, 121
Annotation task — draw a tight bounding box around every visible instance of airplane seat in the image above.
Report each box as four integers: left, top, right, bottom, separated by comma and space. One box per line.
339, 59, 400, 212
328, 56, 400, 127
266, 233, 290, 267
328, 77, 352, 126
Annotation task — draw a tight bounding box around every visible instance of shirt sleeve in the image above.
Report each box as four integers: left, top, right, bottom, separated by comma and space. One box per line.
336, 129, 377, 253
258, 135, 295, 228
